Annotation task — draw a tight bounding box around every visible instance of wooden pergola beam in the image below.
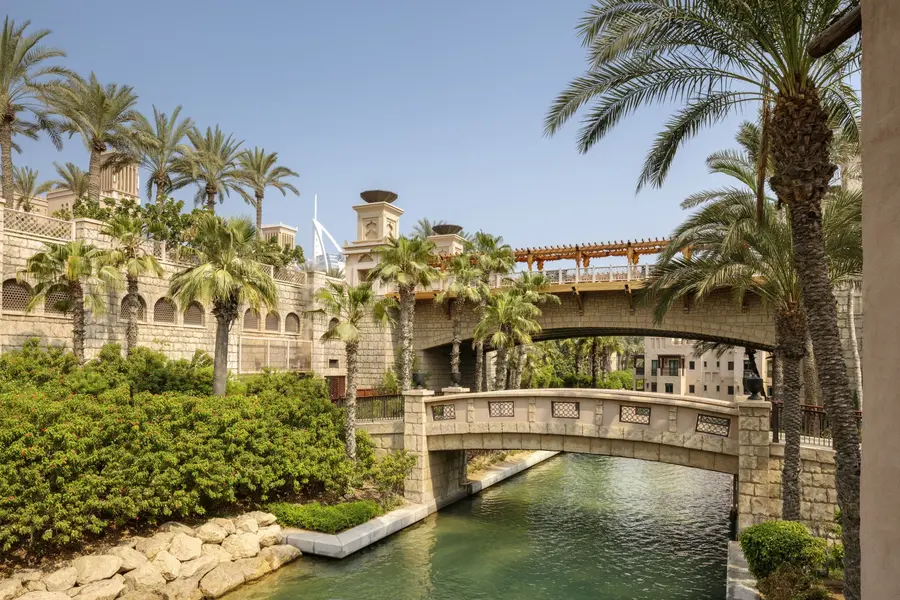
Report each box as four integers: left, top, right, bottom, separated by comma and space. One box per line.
808, 5, 862, 58
514, 237, 670, 265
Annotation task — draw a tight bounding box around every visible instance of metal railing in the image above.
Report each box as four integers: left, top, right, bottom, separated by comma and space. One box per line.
422, 263, 652, 293
4, 209, 74, 240
771, 401, 862, 448
333, 394, 404, 422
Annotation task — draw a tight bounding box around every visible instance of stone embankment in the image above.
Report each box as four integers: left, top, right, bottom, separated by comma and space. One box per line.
0, 512, 301, 600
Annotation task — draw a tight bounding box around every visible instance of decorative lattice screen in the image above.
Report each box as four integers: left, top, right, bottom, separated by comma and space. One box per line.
2, 280, 31, 312
120, 295, 146, 321
183, 302, 204, 326
154, 298, 176, 323
488, 401, 515, 417
44, 290, 71, 315
696, 414, 731, 437
4, 209, 72, 240
432, 404, 457, 421
285, 313, 301, 334
620, 405, 651, 425
265, 312, 280, 331
552, 401, 580, 419
243, 310, 259, 330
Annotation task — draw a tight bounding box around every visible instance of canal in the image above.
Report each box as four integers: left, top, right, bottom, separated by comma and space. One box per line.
229, 454, 733, 600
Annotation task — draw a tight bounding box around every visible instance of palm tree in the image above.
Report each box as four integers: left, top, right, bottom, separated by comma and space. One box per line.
134, 105, 194, 204
545, 5, 862, 591
369, 235, 439, 390
99, 214, 164, 354
507, 271, 559, 389
12, 166, 52, 212
475, 291, 543, 391
313, 281, 395, 459
236, 147, 299, 235
17, 240, 119, 362
592, 337, 624, 384
47, 161, 89, 200
175, 125, 244, 212
435, 254, 486, 385
169, 214, 276, 395
412, 218, 445, 239
0, 18, 67, 203
467, 232, 514, 391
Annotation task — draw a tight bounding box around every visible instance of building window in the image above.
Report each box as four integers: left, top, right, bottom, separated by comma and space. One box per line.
2, 279, 31, 312
651, 360, 658, 376
667, 359, 679, 376
154, 298, 177, 323
768, 386, 773, 397
265, 311, 280, 332
703, 361, 707, 368
716, 385, 720, 392
716, 361, 720, 368
243, 309, 260, 330
183, 302, 204, 326
45, 290, 71, 315
727, 361, 734, 371
285, 312, 301, 334
689, 384, 695, 394
120, 295, 147, 322
767, 361, 773, 378
727, 385, 735, 395
328, 359, 339, 368
704, 385, 707, 391
689, 360, 695, 370
664, 383, 674, 394
357, 269, 370, 282
651, 382, 658, 392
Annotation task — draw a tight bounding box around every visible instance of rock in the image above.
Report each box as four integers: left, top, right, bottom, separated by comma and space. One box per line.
245, 512, 277, 527
259, 545, 302, 570
75, 575, 126, 600
151, 551, 180, 582
200, 545, 233, 565
192, 523, 227, 545
233, 515, 258, 534
119, 592, 163, 600
158, 523, 194, 537
135, 534, 174, 560
206, 519, 235, 535
43, 567, 77, 593
12, 570, 42, 582
177, 556, 218, 581
233, 557, 272, 582
160, 577, 202, 600
25, 582, 46, 592
0, 579, 23, 600
199, 564, 245, 599
256, 524, 282, 548
17, 593, 70, 600
64, 590, 79, 598
221, 533, 259, 559
119, 537, 141, 549
123, 564, 166, 594
72, 555, 123, 586
167, 533, 202, 562
109, 546, 148, 572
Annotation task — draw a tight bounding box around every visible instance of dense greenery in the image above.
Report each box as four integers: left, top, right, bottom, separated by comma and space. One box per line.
740, 521, 826, 580
269, 500, 383, 535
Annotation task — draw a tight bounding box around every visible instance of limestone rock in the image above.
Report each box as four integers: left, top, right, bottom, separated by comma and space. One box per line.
135, 534, 174, 560
259, 545, 302, 570
177, 556, 218, 581
198, 565, 245, 599
119, 592, 163, 600
256, 524, 282, 548
109, 546, 149, 572
158, 523, 194, 536
200, 545, 233, 565
123, 564, 166, 593
64, 590, 78, 598
245, 511, 277, 527
207, 519, 235, 535
25, 582, 46, 592
72, 555, 123, 586
233, 515, 258, 534
119, 537, 141, 549
0, 579, 23, 600
75, 575, 126, 600
168, 534, 202, 562
43, 567, 77, 593
17, 593, 70, 600
220, 533, 259, 559
193, 523, 227, 544
161, 577, 202, 600
12, 570, 42, 582
233, 557, 272, 582
151, 551, 180, 582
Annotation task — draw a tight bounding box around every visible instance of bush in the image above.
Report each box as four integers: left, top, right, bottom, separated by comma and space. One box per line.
370, 450, 417, 497
757, 564, 812, 600
268, 500, 382, 534
740, 521, 826, 579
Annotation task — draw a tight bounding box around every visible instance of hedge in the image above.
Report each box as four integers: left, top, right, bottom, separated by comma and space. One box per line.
740, 520, 826, 579
268, 500, 383, 534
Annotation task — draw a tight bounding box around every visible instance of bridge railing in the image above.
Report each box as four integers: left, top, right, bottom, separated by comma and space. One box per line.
421, 264, 652, 293
333, 394, 404, 422
770, 401, 862, 448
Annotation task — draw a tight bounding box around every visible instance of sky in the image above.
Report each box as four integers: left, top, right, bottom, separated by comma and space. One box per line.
7, 0, 749, 260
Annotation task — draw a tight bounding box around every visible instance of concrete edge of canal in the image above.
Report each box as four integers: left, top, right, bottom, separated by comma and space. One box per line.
726, 541, 760, 600
284, 450, 561, 559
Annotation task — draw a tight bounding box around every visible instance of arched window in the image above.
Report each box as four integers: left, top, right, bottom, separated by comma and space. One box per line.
243, 309, 260, 330
265, 311, 280, 332
2, 279, 31, 312
119, 295, 146, 321
44, 290, 72, 315
328, 317, 340, 333
285, 312, 301, 334
154, 297, 177, 323
183, 302, 205, 326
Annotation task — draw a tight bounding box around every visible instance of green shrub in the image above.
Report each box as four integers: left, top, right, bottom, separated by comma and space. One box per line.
236, 370, 319, 399
268, 500, 382, 534
799, 586, 832, 600
355, 430, 377, 475
740, 521, 826, 579
370, 450, 417, 497
757, 564, 813, 600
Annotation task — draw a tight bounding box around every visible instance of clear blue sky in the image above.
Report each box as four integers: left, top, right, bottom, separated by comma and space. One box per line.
8, 0, 748, 259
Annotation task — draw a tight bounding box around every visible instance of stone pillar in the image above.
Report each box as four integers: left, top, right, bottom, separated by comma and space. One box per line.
403, 389, 434, 505
736, 400, 773, 532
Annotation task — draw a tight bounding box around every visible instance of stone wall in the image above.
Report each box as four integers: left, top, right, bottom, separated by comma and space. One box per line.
768, 444, 838, 534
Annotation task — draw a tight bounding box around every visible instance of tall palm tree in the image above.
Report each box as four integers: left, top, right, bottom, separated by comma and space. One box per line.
313, 281, 395, 459
545, 5, 862, 592
18, 240, 120, 362
412, 218, 445, 239
593, 337, 624, 384
507, 271, 559, 389
134, 105, 194, 204
236, 147, 299, 235
169, 214, 276, 395
369, 235, 439, 390
475, 291, 543, 391
175, 125, 244, 212
0, 18, 67, 203
47, 161, 89, 201
467, 232, 514, 391
12, 166, 52, 212
99, 214, 164, 355
435, 253, 486, 385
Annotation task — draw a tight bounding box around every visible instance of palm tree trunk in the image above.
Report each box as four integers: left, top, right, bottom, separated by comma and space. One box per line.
255, 194, 264, 238
847, 285, 863, 409
212, 315, 230, 396
474, 296, 487, 392
776, 308, 807, 522
155, 176, 168, 206
398, 285, 415, 390
512, 347, 526, 390
0, 120, 14, 204
345, 340, 359, 460
125, 276, 139, 355
450, 296, 463, 382
773, 352, 784, 403
206, 186, 217, 212
494, 346, 508, 391
590, 338, 599, 387
802, 334, 821, 405
771, 93, 861, 600
88, 148, 103, 203
602, 348, 612, 381
574, 341, 584, 376
71, 282, 86, 363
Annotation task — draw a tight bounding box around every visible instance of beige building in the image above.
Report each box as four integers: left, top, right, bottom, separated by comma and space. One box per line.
20, 156, 141, 217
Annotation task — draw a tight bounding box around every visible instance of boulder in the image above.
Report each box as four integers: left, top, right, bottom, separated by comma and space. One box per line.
0, 579, 23, 600
135, 534, 174, 560
119, 592, 163, 600
64, 590, 78, 598
72, 555, 123, 586
25, 582, 46, 592
75, 575, 126, 600
119, 537, 141, 549
123, 564, 166, 594
161, 577, 203, 600
233, 515, 258, 534
151, 551, 180, 582
256, 525, 282, 548
233, 557, 272, 582
193, 523, 227, 545
12, 570, 42, 583
245, 511, 277, 527
109, 546, 148, 572
177, 556, 218, 581
198, 565, 245, 599
259, 545, 302, 571
17, 593, 70, 600
158, 523, 194, 536
207, 519, 235, 535
43, 567, 77, 593
220, 533, 259, 559
167, 534, 202, 562
200, 545, 233, 565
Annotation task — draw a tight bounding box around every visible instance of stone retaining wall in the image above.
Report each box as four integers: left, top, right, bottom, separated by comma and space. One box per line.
768, 444, 839, 534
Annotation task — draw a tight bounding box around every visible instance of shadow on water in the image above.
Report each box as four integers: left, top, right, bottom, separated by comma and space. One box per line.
227, 454, 733, 600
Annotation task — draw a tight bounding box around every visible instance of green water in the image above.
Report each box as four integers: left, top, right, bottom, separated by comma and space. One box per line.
230, 454, 733, 599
